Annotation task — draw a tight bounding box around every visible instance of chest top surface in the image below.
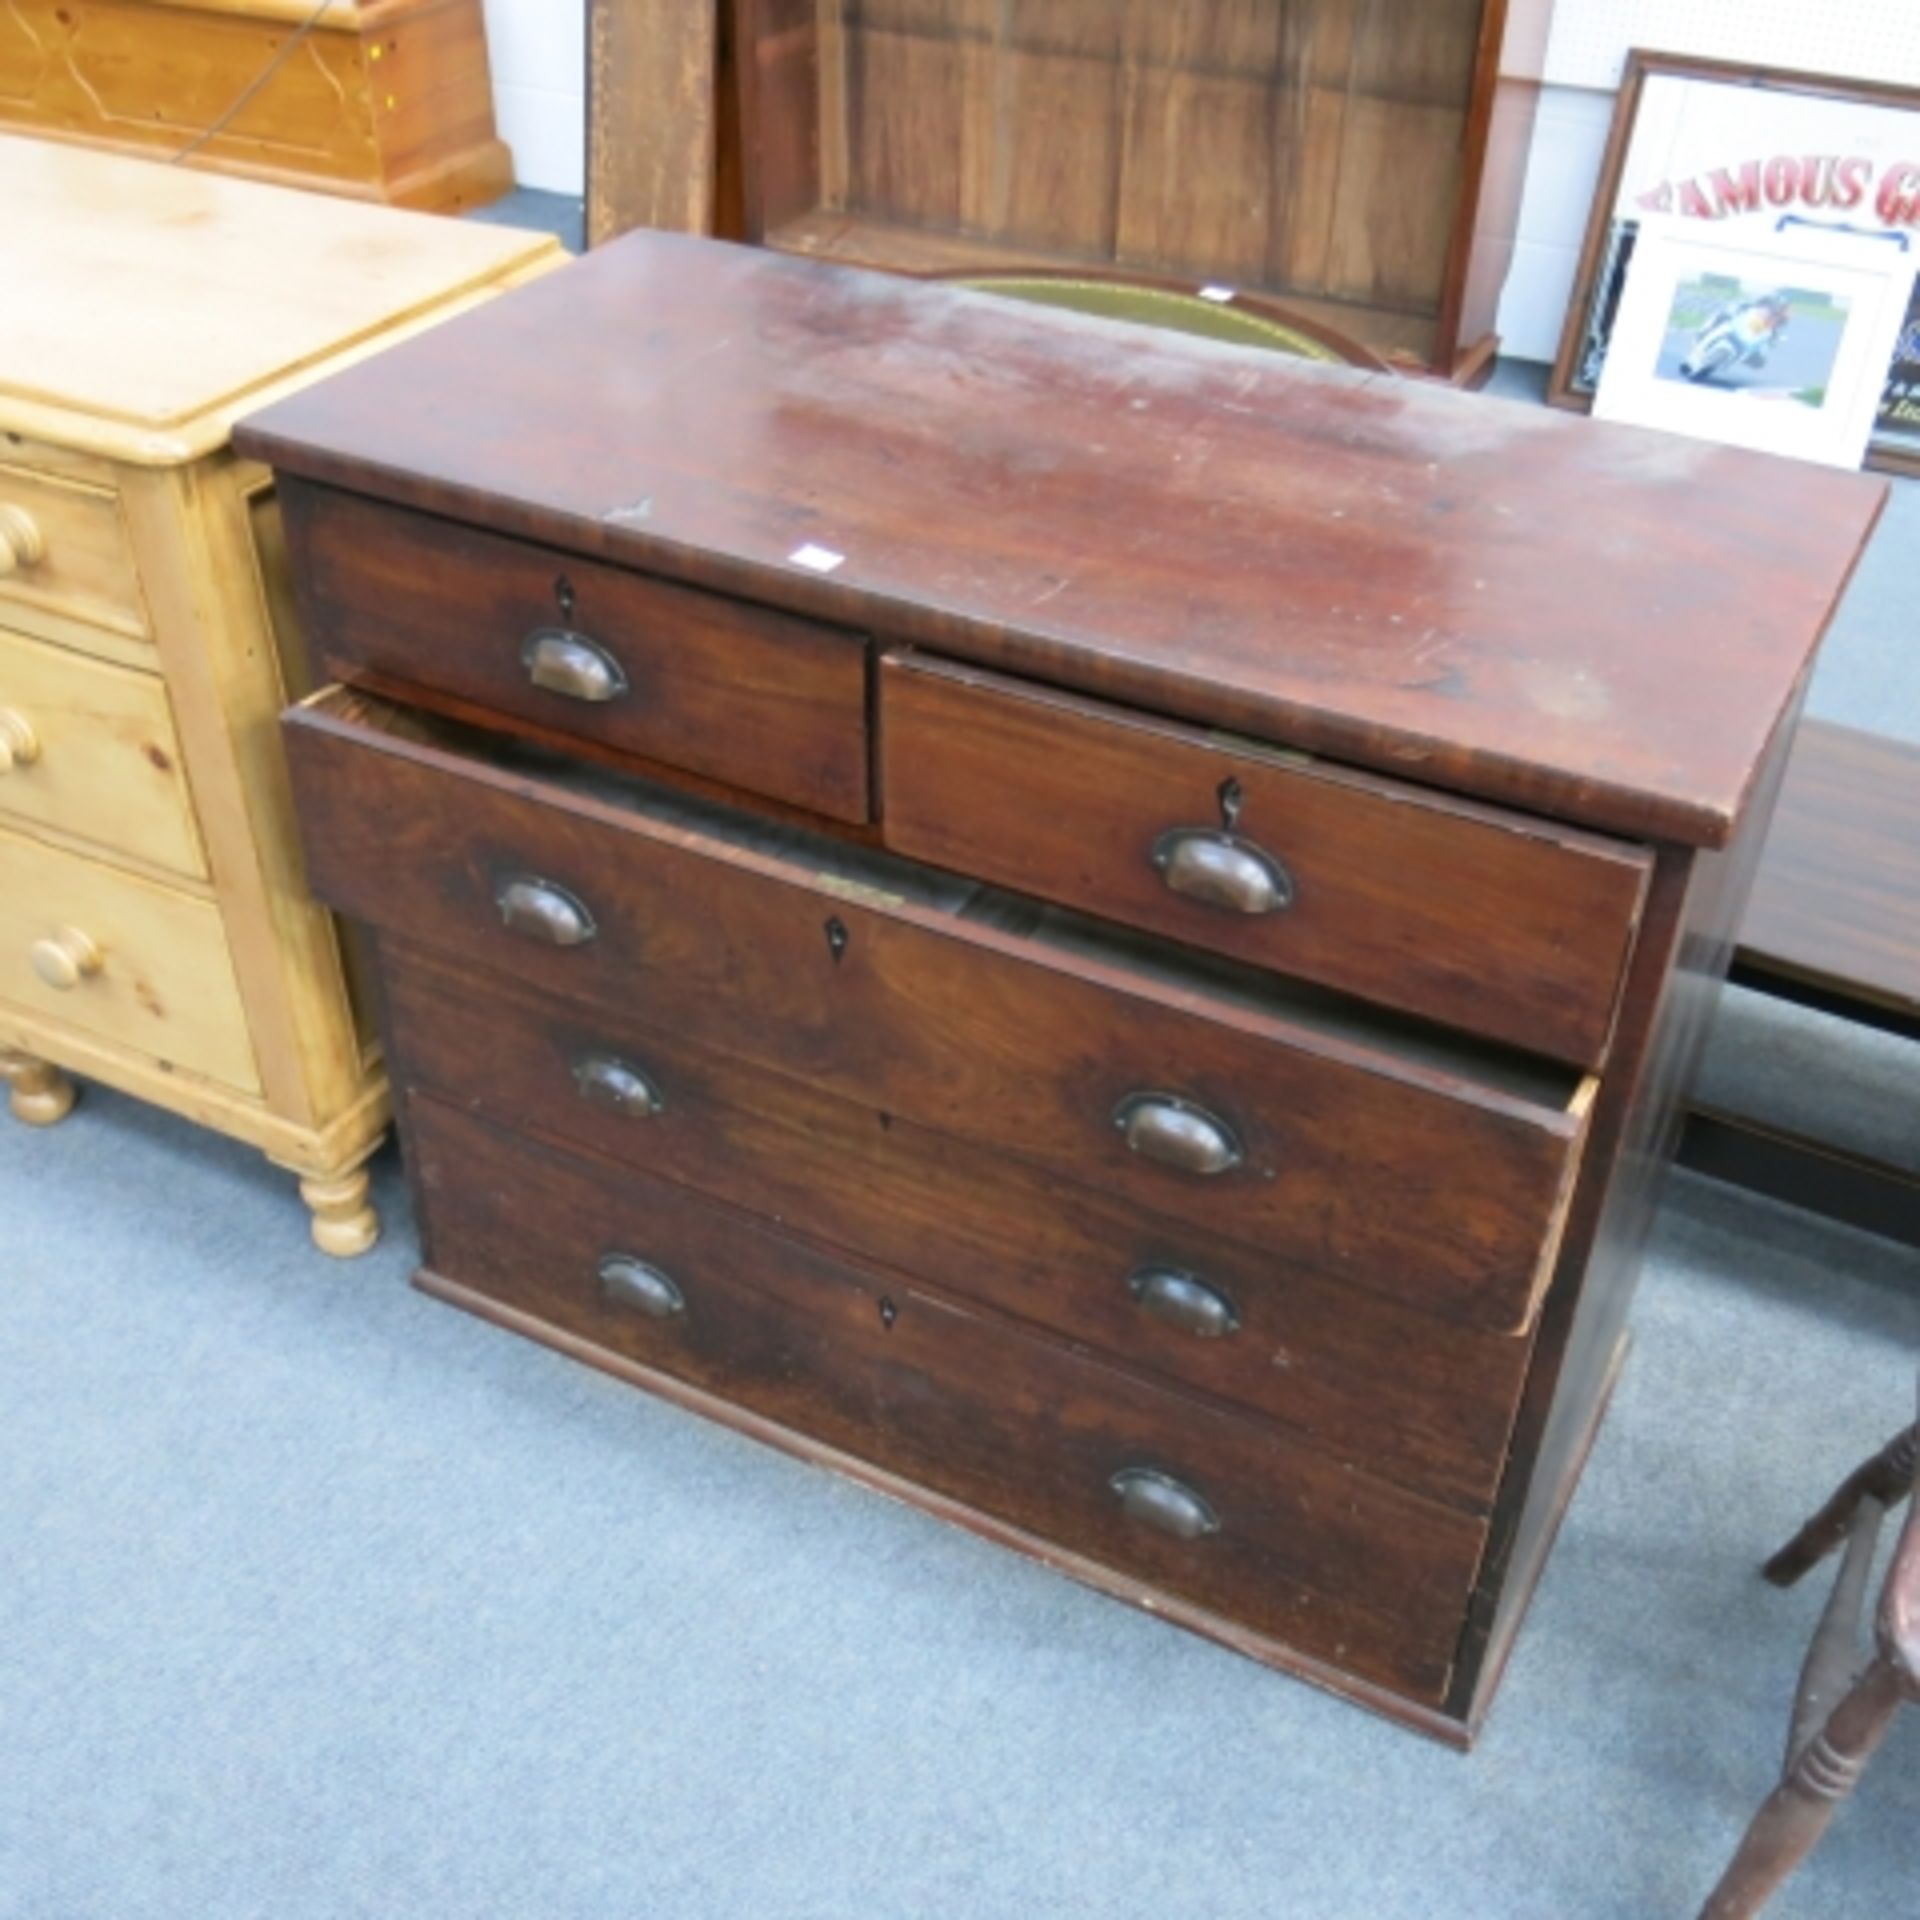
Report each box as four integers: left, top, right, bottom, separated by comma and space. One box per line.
238, 231, 1886, 848
0, 135, 557, 461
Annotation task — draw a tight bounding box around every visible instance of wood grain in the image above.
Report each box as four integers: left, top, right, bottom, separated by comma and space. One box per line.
0, 456, 149, 642
0, 137, 561, 1253
732, 0, 1506, 369
0, 0, 510, 212
285, 686, 1592, 1325
1739, 720, 1920, 1022
409, 1090, 1489, 1704
0, 820, 258, 1090
0, 625, 206, 878
586, 0, 718, 246
237, 232, 1884, 847
280, 481, 873, 823
1450, 681, 1803, 1733
0, 131, 554, 462
878, 652, 1649, 1064
381, 934, 1536, 1503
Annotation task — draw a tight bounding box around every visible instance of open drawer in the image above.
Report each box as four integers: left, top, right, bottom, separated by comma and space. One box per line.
285, 684, 1598, 1333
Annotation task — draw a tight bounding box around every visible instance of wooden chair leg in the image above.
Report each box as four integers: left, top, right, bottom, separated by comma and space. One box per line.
1766, 1423, 1918, 1587
1697, 1654, 1907, 1920
1786, 1498, 1885, 1767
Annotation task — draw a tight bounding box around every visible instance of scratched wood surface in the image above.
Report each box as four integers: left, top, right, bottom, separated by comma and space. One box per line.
239, 233, 1884, 847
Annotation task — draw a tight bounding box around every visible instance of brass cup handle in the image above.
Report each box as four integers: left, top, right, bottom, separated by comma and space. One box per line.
1110, 1467, 1220, 1541
574, 1054, 664, 1118
1151, 828, 1293, 916
1113, 1093, 1243, 1176
1128, 1266, 1240, 1339
598, 1252, 686, 1320
522, 628, 629, 704
496, 874, 597, 947
31, 926, 103, 991
0, 503, 44, 578
0, 707, 39, 772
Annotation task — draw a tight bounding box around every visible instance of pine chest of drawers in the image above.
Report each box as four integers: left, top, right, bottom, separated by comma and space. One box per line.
240, 233, 1883, 1738
0, 135, 558, 1251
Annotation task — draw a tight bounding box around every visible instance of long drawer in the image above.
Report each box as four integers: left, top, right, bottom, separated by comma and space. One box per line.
278, 481, 872, 823
408, 1093, 1489, 1704
0, 625, 204, 876
286, 688, 1595, 1332
879, 653, 1651, 1067
0, 824, 258, 1091
382, 937, 1531, 1509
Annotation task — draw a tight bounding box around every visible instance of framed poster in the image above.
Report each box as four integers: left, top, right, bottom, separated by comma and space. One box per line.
1593, 219, 1918, 467
1549, 51, 1920, 472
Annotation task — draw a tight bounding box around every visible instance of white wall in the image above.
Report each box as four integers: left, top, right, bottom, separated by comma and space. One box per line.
482, 0, 587, 197
1495, 85, 1619, 363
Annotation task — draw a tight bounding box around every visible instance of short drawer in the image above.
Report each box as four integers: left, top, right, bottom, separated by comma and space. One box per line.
0, 457, 149, 643
879, 654, 1651, 1067
0, 825, 258, 1091
382, 939, 1531, 1508
288, 688, 1593, 1332
409, 1094, 1488, 1704
0, 626, 205, 877
279, 480, 871, 822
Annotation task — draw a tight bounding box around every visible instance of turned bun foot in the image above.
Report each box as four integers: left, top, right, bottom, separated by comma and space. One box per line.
298, 1167, 380, 1258
2, 1052, 76, 1126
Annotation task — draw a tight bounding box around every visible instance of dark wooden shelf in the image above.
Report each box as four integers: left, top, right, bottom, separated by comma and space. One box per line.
1739, 721, 1920, 1027
1683, 721, 1920, 1249
735, 0, 1520, 377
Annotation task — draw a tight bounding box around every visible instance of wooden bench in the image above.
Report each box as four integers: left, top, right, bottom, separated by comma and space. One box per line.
1684, 722, 1920, 1246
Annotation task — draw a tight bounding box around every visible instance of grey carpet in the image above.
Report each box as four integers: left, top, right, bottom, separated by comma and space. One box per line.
4, 1086, 1917, 1919
1697, 984, 1920, 1175
466, 186, 585, 258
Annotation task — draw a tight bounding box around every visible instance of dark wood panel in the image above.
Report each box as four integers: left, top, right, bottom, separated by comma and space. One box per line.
236, 233, 1885, 846
383, 936, 1535, 1504
279, 481, 871, 824
1449, 681, 1804, 1731
285, 687, 1590, 1328
407, 1091, 1487, 1703
879, 651, 1649, 1065
1739, 720, 1920, 1022
736, 0, 822, 234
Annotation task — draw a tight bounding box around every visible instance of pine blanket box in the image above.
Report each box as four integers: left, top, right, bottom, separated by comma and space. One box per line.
240, 234, 1883, 1734
0, 135, 558, 1251
0, 0, 513, 213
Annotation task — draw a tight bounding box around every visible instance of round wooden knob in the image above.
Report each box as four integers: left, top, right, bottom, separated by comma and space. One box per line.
0, 708, 37, 772
30, 926, 103, 991
0, 503, 44, 577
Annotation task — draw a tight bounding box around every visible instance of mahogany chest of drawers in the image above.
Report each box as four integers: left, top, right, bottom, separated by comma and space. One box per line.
239, 233, 1883, 1741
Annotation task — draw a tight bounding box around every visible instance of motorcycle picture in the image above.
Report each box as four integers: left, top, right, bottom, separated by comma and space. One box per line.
1679, 291, 1792, 384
